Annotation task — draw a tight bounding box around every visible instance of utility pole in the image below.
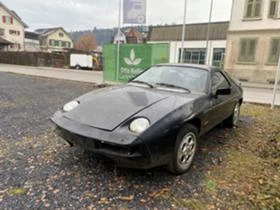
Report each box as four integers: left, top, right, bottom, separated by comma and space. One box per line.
206, 0, 214, 66
271, 53, 280, 109
116, 0, 122, 82
180, 0, 187, 63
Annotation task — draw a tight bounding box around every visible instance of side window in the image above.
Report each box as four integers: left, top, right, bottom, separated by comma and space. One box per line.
211, 71, 230, 91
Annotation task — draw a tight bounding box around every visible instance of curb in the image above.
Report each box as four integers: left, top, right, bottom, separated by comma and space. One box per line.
241, 83, 280, 90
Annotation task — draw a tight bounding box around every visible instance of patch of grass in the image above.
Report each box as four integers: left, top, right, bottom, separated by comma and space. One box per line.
200, 103, 280, 209
203, 179, 217, 191
8, 188, 27, 196
161, 192, 206, 210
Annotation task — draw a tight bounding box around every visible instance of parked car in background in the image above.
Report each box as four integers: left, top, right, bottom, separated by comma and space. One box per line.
51, 64, 243, 174
70, 54, 93, 70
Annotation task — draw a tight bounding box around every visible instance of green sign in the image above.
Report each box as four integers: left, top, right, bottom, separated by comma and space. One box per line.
119, 45, 151, 82
104, 43, 169, 83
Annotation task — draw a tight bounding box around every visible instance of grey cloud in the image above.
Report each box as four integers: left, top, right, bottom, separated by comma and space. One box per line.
3, 0, 231, 31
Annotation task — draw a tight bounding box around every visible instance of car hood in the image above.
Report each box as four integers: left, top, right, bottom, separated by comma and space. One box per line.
64, 86, 174, 131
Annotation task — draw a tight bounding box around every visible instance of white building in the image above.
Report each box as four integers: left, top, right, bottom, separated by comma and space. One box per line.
113, 31, 127, 44
224, 0, 280, 83
35, 27, 73, 53
148, 22, 229, 67
0, 1, 27, 51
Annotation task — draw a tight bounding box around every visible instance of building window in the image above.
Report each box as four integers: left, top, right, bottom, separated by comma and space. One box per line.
0, 28, 4, 35
61, 41, 66, 47
179, 48, 206, 64
268, 0, 279, 18
9, 30, 20, 35
59, 32, 64, 37
2, 16, 13, 24
212, 48, 225, 67
238, 39, 257, 63
54, 40, 59, 46
245, 0, 262, 18
268, 38, 280, 64
67, 42, 71, 48
49, 39, 53, 46
9, 43, 20, 50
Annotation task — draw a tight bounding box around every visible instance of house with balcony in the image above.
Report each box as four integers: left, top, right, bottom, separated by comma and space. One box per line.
0, 1, 27, 51
24, 31, 40, 52
224, 0, 280, 83
35, 27, 73, 53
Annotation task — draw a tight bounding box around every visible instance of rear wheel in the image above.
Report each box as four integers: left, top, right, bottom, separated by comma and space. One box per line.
75, 65, 81, 70
224, 103, 240, 127
168, 124, 198, 174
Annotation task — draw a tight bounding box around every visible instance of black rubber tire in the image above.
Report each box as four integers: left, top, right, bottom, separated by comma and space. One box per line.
75, 65, 81, 70
224, 103, 240, 128
167, 124, 198, 175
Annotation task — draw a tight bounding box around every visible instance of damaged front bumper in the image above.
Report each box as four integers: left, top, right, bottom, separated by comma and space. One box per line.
51, 110, 154, 169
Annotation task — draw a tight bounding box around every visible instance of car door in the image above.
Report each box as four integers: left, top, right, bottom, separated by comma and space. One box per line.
208, 70, 234, 127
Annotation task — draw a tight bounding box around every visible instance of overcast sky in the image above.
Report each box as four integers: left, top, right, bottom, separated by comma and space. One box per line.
3, 0, 232, 31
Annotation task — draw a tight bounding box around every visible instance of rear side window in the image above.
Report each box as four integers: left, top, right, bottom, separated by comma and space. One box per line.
211, 71, 230, 91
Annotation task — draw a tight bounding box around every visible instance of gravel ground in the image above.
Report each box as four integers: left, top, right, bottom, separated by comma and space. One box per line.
0, 72, 253, 209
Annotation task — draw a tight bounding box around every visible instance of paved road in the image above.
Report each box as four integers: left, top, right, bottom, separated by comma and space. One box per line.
0, 64, 279, 106
243, 87, 280, 106
0, 64, 103, 84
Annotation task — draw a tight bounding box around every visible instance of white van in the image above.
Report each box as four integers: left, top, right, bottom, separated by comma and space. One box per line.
70, 54, 93, 70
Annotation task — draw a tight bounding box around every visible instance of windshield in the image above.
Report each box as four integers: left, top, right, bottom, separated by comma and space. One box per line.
130, 66, 208, 92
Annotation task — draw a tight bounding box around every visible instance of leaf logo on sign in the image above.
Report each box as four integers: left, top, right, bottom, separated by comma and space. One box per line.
124, 49, 142, 66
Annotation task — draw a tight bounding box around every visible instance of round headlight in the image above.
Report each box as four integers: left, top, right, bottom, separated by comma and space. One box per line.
63, 100, 79, 112
129, 118, 150, 134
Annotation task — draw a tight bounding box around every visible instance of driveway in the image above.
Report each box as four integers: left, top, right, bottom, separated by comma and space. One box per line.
0, 72, 279, 209
0, 72, 236, 209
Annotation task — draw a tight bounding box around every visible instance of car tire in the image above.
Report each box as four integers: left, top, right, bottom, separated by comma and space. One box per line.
224, 103, 240, 128
168, 124, 198, 175
75, 65, 81, 70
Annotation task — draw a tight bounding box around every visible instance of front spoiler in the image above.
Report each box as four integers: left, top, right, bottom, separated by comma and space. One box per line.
51, 110, 137, 145
51, 110, 154, 169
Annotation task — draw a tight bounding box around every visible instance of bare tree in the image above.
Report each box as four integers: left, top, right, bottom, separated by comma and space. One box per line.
75, 33, 97, 52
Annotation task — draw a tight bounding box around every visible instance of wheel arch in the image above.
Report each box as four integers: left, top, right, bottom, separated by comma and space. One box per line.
182, 117, 201, 134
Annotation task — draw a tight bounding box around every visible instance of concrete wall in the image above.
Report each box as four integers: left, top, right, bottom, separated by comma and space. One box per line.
225, 30, 279, 83
0, 6, 25, 51
224, 0, 280, 83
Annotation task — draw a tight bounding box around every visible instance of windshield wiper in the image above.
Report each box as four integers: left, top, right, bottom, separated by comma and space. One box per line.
156, 83, 191, 93
130, 80, 154, 88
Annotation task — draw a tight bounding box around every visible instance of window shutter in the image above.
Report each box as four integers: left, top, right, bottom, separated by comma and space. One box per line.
269, 1, 277, 17
11, 17, 13, 24
2, 16, 6, 23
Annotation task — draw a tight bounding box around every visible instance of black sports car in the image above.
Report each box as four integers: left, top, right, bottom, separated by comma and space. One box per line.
51, 64, 243, 174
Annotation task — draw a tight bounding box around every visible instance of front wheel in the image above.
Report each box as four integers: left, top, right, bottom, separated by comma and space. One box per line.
168, 124, 198, 175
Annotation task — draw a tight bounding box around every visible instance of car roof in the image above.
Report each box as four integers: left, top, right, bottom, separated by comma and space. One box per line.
155, 63, 215, 72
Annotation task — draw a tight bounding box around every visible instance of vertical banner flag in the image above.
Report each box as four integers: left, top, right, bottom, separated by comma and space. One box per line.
123, 0, 146, 24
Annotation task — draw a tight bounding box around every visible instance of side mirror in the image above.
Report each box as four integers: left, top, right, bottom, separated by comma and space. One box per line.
216, 88, 231, 96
